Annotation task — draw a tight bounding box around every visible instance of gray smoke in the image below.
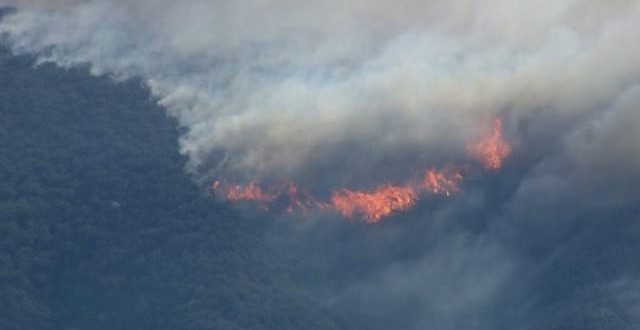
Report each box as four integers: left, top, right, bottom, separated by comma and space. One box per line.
2, 1, 640, 329
2, 0, 639, 184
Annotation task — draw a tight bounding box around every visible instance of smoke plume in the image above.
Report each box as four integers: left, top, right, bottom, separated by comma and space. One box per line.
2, 0, 640, 328
3, 0, 637, 185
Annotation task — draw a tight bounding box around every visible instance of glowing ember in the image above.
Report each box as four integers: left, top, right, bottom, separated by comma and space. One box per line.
212, 181, 275, 202
467, 118, 512, 169
282, 181, 329, 214
330, 184, 418, 223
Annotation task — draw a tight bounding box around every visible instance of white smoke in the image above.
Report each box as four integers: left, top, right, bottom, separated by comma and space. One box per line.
2, 0, 639, 185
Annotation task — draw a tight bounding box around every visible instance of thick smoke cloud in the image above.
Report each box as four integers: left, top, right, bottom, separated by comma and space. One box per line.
2, 1, 640, 329
3, 0, 639, 185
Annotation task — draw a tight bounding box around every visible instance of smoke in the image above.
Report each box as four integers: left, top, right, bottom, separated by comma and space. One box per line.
2, 0, 640, 328
1, 0, 81, 9
334, 235, 519, 329
1, 0, 637, 186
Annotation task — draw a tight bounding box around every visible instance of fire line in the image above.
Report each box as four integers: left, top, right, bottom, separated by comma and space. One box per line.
212, 118, 510, 222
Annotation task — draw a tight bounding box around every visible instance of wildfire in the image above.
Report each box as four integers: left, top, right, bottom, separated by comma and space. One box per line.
211, 165, 464, 222
467, 118, 512, 169
330, 184, 418, 222
282, 181, 329, 214
212, 181, 274, 202
212, 180, 328, 214
422, 166, 464, 196
212, 118, 511, 223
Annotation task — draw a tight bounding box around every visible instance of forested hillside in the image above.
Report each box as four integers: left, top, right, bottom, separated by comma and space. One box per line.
0, 49, 340, 330
3, 3, 640, 328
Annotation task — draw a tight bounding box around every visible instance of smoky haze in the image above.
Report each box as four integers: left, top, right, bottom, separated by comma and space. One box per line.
3, 0, 639, 186
1, 1, 640, 329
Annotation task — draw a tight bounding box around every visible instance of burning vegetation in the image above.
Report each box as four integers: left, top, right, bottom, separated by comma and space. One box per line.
467, 118, 512, 170
212, 118, 510, 222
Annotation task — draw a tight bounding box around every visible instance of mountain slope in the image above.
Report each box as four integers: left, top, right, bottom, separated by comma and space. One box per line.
0, 50, 340, 330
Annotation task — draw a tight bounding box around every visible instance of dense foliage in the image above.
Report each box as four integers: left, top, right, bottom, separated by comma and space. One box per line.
0, 49, 341, 330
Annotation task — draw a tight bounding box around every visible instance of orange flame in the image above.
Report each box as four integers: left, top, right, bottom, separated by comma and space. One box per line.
212, 117, 510, 223
467, 118, 512, 169
211, 166, 463, 222
330, 184, 417, 223
212, 181, 275, 202
212, 180, 328, 214
422, 166, 464, 196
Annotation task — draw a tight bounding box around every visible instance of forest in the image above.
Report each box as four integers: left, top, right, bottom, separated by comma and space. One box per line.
0, 47, 346, 330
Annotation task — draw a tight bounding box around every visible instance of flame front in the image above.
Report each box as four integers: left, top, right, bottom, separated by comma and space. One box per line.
212, 118, 511, 223
467, 118, 512, 169
330, 184, 418, 222
211, 165, 464, 222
